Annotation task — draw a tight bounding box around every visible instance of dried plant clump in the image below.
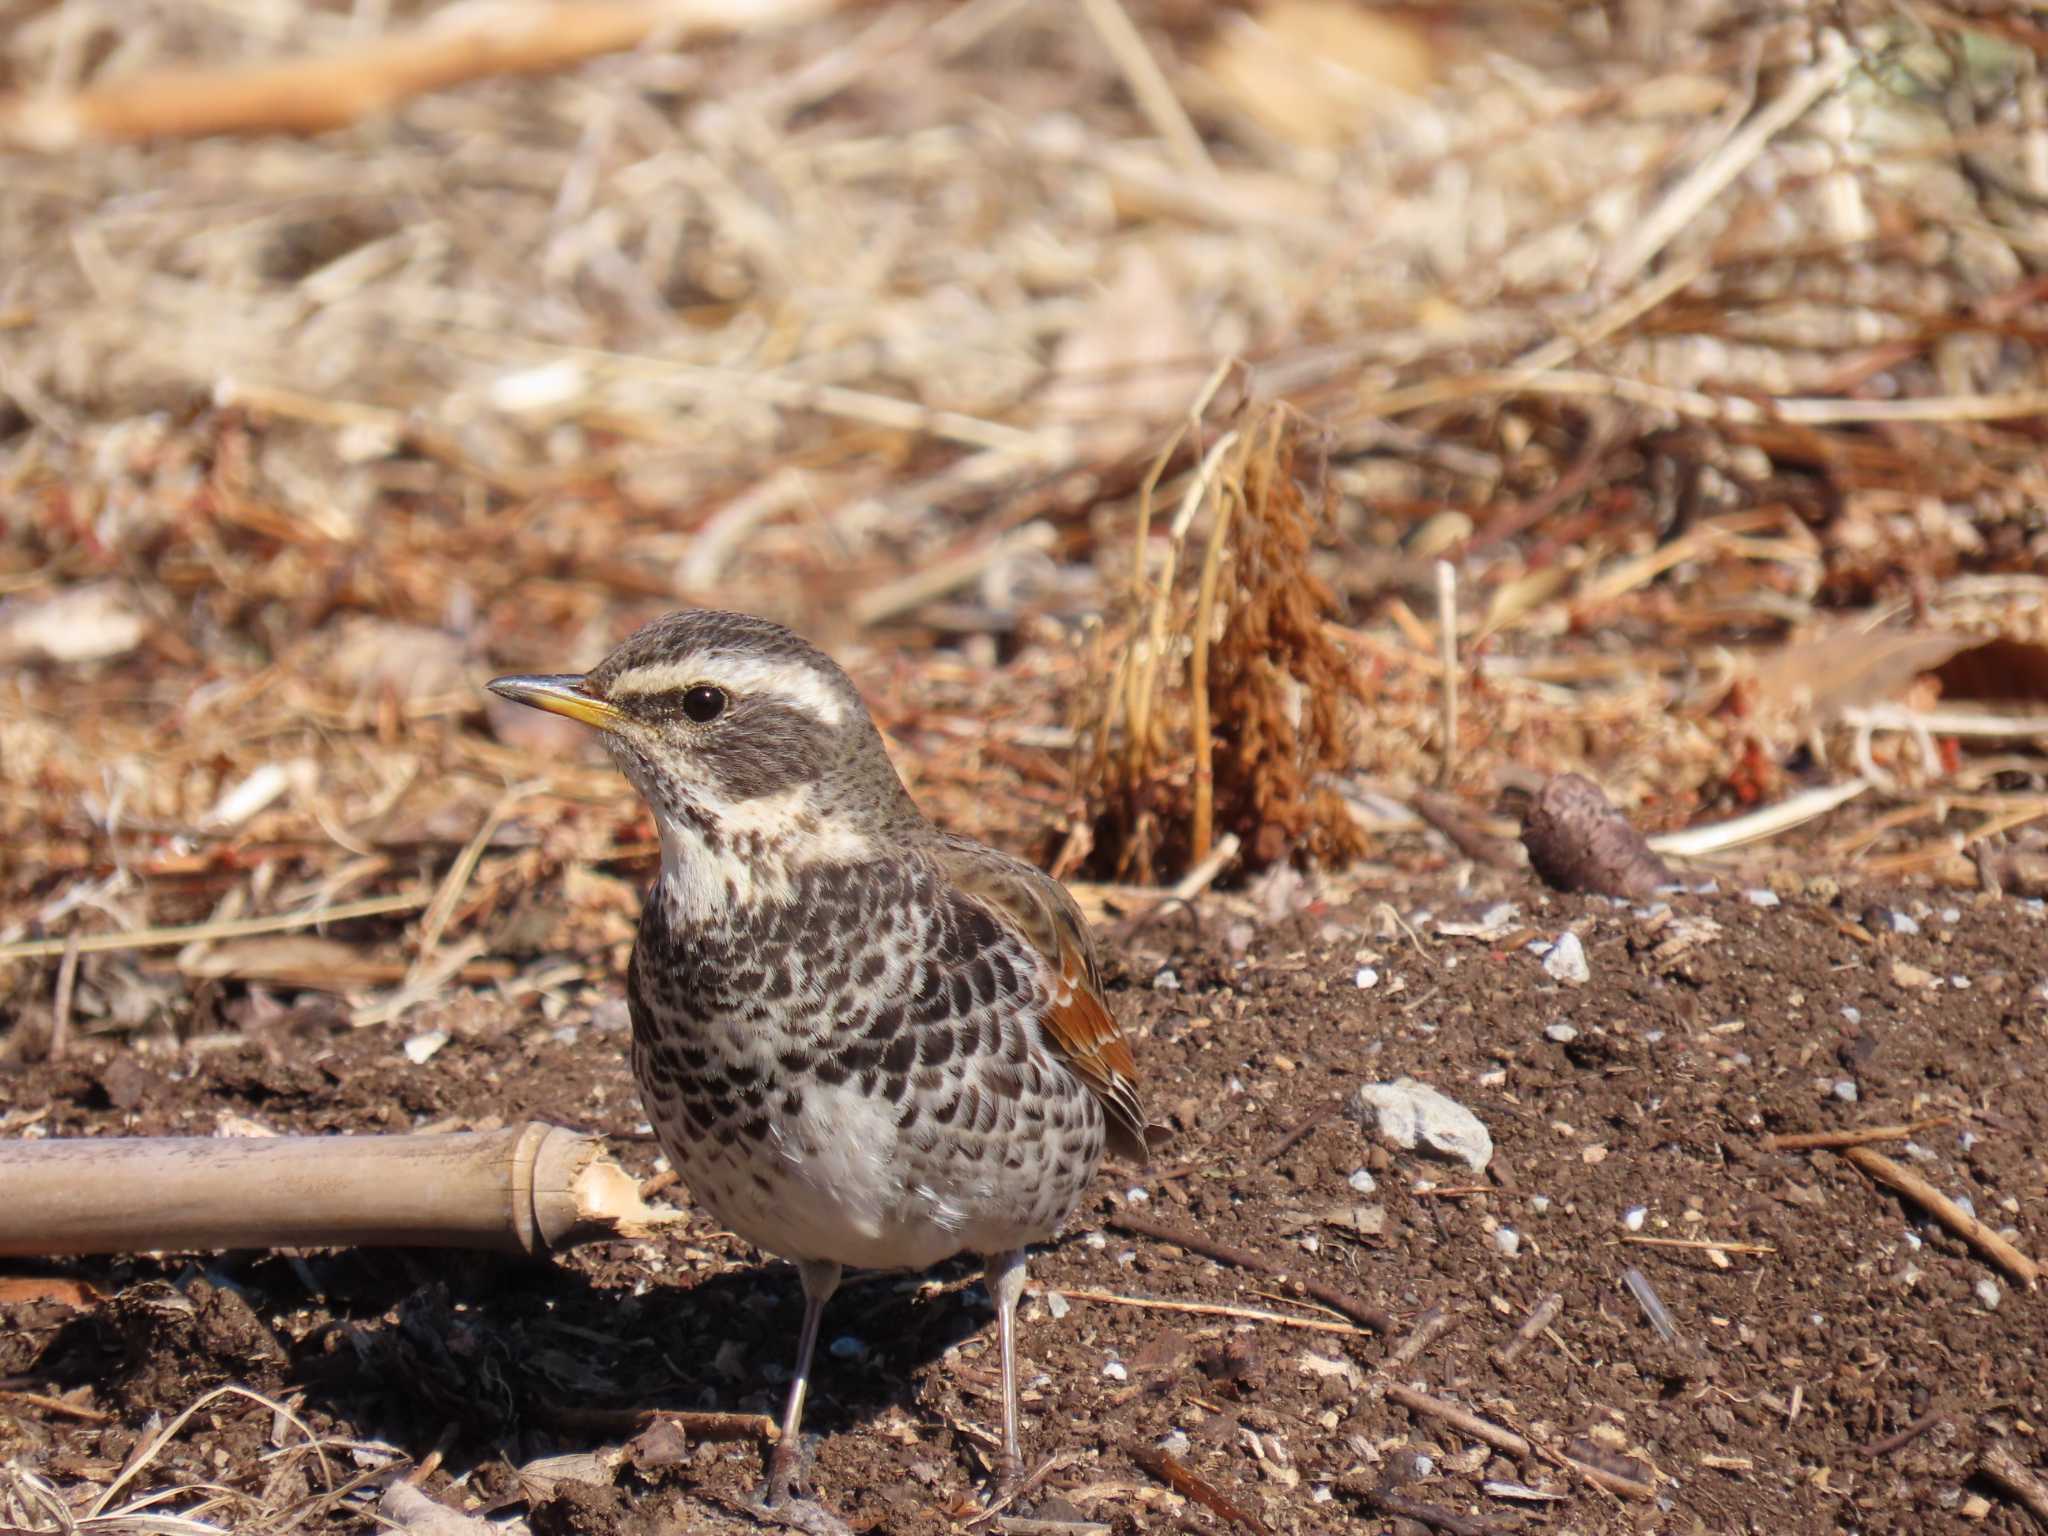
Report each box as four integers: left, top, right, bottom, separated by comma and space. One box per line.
1075, 400, 1370, 884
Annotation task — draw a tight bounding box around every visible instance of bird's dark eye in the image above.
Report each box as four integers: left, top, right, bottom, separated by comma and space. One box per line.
682, 685, 727, 724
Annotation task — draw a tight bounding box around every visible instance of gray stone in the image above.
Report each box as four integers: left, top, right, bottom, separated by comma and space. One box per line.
1352, 1077, 1494, 1173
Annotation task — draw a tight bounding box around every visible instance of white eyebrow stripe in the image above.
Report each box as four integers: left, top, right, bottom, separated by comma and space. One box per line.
606, 653, 848, 727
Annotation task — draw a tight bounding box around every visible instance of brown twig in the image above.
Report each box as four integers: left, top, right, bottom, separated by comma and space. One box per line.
1340, 1482, 1513, 1536
1980, 1444, 2048, 1528
1494, 1292, 1563, 1368
1384, 1386, 1657, 1500
1555, 1441, 1658, 1501
1843, 1146, 2039, 1286
1621, 1235, 1776, 1255
1384, 1385, 1529, 1458
1384, 1306, 1460, 1369
1253, 1106, 1337, 1167
1862, 1412, 1944, 1458
1760, 1117, 1955, 1151
1131, 1446, 1272, 1536
0, 891, 429, 962
0, 1387, 113, 1423
1105, 1213, 1393, 1333
1040, 1285, 1371, 1338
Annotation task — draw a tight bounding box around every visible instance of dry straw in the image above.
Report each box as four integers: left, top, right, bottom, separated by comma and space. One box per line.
1074, 394, 1369, 884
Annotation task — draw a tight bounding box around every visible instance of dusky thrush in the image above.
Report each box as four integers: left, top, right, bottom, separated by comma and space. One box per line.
489, 609, 1156, 1518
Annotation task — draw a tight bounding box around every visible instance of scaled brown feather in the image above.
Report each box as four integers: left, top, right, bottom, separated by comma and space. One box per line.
933, 835, 1162, 1164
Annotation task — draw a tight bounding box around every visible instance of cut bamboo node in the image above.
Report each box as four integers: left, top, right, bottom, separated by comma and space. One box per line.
0, 1124, 682, 1258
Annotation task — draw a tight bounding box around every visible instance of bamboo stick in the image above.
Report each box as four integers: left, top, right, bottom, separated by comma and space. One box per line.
0, 1123, 676, 1258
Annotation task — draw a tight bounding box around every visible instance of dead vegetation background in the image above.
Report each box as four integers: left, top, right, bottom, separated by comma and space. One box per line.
5, 0, 2048, 1529
5, 0, 2048, 1017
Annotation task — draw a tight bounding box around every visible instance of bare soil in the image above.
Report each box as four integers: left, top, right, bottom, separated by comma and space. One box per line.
5, 874, 2045, 1535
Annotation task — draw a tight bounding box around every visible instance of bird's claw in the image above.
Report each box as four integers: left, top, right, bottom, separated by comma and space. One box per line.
747, 1493, 853, 1536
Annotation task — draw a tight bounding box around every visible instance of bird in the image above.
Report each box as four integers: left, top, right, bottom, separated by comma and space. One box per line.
487, 609, 1157, 1520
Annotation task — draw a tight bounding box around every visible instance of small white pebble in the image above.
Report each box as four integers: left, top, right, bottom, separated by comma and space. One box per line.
1743, 888, 1781, 908
1624, 1205, 1648, 1232
1153, 968, 1180, 991
1888, 912, 1920, 935
1102, 1361, 1128, 1381
402, 1030, 450, 1065
1300, 1234, 1320, 1253
1159, 1429, 1190, 1456
1124, 1187, 1150, 1204
1529, 1196, 1550, 1215
1045, 1291, 1071, 1320
1542, 932, 1590, 985
1832, 1079, 1859, 1103
1116, 1249, 1138, 1267
1842, 1005, 1862, 1025
1976, 1278, 2002, 1311
1643, 1029, 1664, 1044
1954, 1195, 1976, 1219
1494, 1228, 1521, 1257
1413, 1455, 1435, 1477
1903, 1231, 1922, 1250
1348, 1169, 1377, 1194
1951, 975, 1970, 989
1310, 1485, 1333, 1504
1545, 1023, 1578, 1043
1085, 1231, 1108, 1250
829, 1336, 864, 1360
1355, 966, 1380, 989
1940, 907, 1961, 924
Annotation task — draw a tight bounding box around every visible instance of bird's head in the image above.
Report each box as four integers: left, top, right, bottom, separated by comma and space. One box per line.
488, 610, 918, 857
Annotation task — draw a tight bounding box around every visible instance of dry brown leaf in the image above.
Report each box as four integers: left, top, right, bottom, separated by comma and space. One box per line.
1040, 245, 1208, 452
1742, 627, 1981, 718
181, 935, 389, 985
0, 583, 145, 665
1934, 638, 2048, 705
0, 1275, 102, 1308
1198, 0, 1440, 149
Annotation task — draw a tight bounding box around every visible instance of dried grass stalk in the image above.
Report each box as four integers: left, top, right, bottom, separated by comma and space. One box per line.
0, 0, 840, 150
1077, 401, 1368, 883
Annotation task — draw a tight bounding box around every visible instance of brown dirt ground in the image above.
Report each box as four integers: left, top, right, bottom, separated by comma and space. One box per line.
4, 873, 2046, 1535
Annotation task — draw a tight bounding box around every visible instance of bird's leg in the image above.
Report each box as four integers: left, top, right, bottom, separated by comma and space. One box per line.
983, 1248, 1030, 1502
761, 1258, 842, 1509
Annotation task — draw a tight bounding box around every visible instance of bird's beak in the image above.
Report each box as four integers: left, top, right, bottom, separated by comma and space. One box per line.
485, 673, 624, 730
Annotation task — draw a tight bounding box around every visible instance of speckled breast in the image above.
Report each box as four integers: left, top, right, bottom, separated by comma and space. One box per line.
625, 854, 1106, 1268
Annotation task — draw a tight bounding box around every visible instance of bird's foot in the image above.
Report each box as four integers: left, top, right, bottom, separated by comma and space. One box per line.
963, 1459, 1034, 1528
747, 1491, 853, 1536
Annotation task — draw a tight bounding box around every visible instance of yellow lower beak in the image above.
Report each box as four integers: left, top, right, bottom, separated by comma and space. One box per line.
485, 673, 624, 730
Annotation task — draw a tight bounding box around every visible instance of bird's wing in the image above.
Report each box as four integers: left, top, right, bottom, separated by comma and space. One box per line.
933, 835, 1162, 1165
